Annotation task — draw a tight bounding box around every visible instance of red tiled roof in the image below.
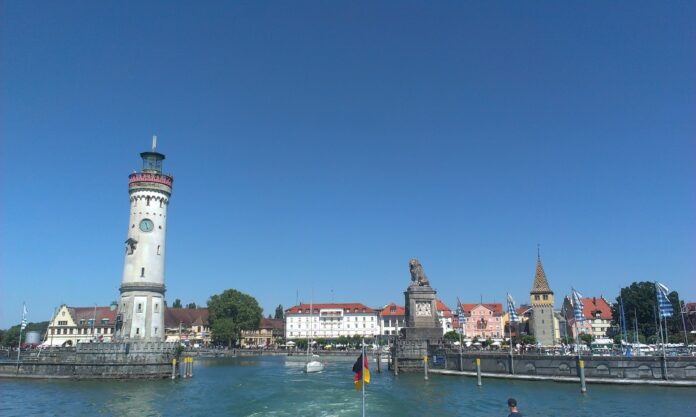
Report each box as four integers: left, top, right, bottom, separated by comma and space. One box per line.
685, 302, 696, 313
458, 303, 504, 315
69, 306, 117, 325
435, 299, 452, 316
286, 303, 377, 314
379, 303, 405, 316
580, 297, 612, 320
165, 308, 209, 328
259, 318, 284, 330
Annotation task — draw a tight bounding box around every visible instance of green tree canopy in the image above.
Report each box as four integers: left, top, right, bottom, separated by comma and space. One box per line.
275, 304, 284, 320
172, 299, 182, 308
443, 331, 460, 343
611, 281, 682, 339
207, 289, 262, 347
1, 321, 49, 347
186, 302, 197, 309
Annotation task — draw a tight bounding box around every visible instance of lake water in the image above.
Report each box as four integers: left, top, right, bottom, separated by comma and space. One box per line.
1, 356, 694, 416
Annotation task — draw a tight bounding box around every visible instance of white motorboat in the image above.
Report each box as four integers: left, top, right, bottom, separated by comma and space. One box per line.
305, 359, 324, 373
305, 297, 324, 373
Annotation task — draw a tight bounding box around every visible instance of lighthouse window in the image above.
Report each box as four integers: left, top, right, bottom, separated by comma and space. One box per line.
141, 267, 145, 277
157, 245, 161, 255
154, 327, 158, 335
136, 328, 140, 335
154, 303, 159, 313
146, 197, 150, 206
160, 200, 163, 208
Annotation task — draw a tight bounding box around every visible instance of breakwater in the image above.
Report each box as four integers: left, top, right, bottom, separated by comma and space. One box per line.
427, 350, 696, 381
0, 342, 178, 379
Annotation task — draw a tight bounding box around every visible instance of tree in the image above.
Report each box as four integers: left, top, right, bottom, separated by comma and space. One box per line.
579, 333, 593, 346
1, 321, 49, 347
611, 281, 682, 340
443, 331, 460, 343
207, 289, 262, 347
186, 302, 197, 309
521, 335, 536, 345
275, 304, 284, 320
172, 299, 183, 308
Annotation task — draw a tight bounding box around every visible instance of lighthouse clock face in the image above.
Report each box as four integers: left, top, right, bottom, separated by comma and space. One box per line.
139, 218, 154, 232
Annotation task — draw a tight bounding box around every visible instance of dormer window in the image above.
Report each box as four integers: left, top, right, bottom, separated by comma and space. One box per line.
390, 306, 396, 313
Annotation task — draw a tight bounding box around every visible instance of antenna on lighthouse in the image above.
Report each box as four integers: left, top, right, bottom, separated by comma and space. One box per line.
152, 135, 157, 151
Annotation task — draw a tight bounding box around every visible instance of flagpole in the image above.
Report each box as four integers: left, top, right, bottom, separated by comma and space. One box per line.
362, 337, 366, 417
16, 303, 25, 373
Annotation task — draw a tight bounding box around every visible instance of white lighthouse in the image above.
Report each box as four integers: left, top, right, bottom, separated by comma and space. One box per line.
116, 137, 173, 341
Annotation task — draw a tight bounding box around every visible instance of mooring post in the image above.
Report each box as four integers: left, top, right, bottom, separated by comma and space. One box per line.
189, 356, 193, 378
423, 354, 429, 380
394, 353, 399, 375
376, 352, 382, 373
476, 357, 482, 387
578, 357, 587, 394
171, 358, 177, 380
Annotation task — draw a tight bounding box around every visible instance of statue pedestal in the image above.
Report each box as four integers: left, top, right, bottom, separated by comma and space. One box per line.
393, 283, 443, 372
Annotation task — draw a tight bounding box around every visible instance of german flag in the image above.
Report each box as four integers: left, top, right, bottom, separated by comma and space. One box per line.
352, 353, 370, 389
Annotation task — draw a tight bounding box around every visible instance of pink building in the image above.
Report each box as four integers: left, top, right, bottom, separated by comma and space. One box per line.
458, 303, 506, 339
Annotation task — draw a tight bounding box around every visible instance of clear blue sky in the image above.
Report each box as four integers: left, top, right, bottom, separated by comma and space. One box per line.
1, 1, 694, 328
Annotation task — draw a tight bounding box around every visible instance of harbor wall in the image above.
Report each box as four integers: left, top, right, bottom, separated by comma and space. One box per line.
0, 342, 178, 379
433, 351, 696, 381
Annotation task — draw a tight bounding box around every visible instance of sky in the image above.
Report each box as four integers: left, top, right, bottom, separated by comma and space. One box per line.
1, 1, 694, 328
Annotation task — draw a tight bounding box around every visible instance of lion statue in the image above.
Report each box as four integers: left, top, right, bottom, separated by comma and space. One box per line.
409, 258, 430, 287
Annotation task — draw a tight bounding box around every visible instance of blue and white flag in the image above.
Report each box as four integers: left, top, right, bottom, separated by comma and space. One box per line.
456, 298, 465, 323
571, 289, 584, 322
507, 294, 519, 322
20, 303, 28, 330
655, 282, 673, 318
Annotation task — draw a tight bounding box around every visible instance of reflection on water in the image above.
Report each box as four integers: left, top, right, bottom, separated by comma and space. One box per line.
0, 356, 694, 417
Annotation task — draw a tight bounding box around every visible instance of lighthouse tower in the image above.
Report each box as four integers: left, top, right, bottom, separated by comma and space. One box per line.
116, 137, 173, 341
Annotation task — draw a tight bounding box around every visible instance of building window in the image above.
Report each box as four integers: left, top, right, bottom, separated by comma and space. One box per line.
543, 294, 548, 300
136, 328, 140, 335
141, 267, 145, 277
534, 295, 540, 300
58, 320, 68, 326
154, 327, 158, 335
157, 245, 161, 255
137, 303, 143, 313
146, 197, 150, 206
154, 303, 159, 313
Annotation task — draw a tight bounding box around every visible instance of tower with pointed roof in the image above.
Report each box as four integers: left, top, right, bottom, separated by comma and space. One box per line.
529, 254, 556, 346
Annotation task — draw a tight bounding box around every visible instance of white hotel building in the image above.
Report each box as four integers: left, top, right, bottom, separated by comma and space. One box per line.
284, 303, 380, 340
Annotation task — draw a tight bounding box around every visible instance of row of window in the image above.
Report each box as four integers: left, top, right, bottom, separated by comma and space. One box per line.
288, 316, 376, 322
51, 327, 113, 335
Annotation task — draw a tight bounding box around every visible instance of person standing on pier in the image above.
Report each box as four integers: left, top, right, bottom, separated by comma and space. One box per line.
507, 398, 522, 417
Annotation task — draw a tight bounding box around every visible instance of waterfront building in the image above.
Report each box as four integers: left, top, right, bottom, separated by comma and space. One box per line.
378, 303, 405, 336
241, 318, 285, 348
561, 295, 612, 339
686, 302, 696, 332
44, 304, 117, 346
458, 303, 506, 339
435, 299, 454, 334
284, 303, 379, 340
505, 305, 532, 338
529, 255, 557, 345
116, 139, 174, 341
164, 308, 210, 345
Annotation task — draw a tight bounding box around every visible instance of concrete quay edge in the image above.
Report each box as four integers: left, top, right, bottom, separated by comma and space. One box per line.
429, 369, 696, 387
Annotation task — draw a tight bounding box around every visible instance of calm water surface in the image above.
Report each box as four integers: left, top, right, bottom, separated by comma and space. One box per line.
1, 356, 694, 416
